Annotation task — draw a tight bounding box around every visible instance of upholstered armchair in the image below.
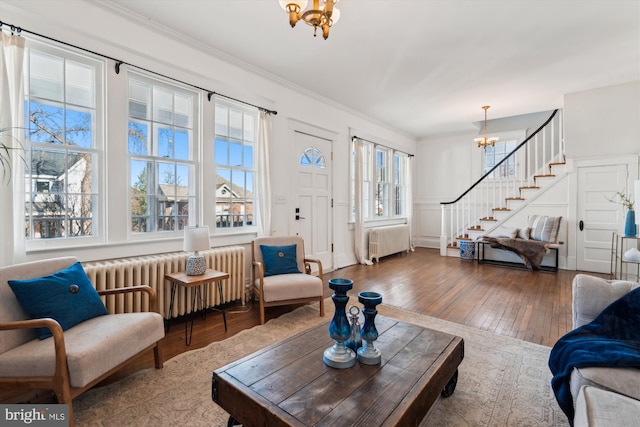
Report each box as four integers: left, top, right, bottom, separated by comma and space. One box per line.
0, 257, 164, 427
251, 236, 325, 325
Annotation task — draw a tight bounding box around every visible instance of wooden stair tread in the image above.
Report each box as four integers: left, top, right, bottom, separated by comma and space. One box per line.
534, 174, 556, 179
479, 217, 497, 221
519, 186, 540, 190
505, 197, 525, 201
492, 207, 510, 211
549, 162, 566, 166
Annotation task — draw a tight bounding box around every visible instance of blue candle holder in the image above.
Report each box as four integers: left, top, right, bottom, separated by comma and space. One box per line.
323, 278, 356, 369
357, 291, 383, 365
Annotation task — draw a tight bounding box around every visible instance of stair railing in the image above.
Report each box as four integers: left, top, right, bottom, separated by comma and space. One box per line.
440, 109, 562, 255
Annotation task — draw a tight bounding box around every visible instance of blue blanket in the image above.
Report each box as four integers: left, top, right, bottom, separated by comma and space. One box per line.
548, 286, 640, 424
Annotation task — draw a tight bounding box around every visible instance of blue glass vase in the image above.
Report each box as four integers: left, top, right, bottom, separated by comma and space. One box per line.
323, 278, 356, 369
357, 291, 383, 365
625, 210, 637, 237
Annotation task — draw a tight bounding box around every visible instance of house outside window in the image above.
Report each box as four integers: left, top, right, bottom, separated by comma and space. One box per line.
127, 73, 197, 233
214, 101, 257, 230
23, 41, 103, 243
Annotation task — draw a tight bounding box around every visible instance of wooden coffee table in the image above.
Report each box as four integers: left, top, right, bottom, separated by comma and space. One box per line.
212, 314, 464, 427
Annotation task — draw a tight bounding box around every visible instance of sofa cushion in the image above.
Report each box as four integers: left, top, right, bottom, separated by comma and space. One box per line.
528, 215, 562, 243
570, 366, 640, 408
517, 227, 531, 240
254, 274, 322, 302
8, 262, 109, 339
260, 244, 301, 277
0, 312, 164, 388
574, 385, 640, 427
572, 274, 640, 328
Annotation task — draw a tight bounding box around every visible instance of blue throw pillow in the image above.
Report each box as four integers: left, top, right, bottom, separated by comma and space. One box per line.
8, 261, 109, 340
260, 244, 301, 277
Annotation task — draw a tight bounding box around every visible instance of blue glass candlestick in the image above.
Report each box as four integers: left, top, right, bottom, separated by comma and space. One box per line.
323, 278, 356, 369
357, 291, 383, 365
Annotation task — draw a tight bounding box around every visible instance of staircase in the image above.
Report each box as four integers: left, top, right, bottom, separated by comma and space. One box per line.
440, 109, 565, 256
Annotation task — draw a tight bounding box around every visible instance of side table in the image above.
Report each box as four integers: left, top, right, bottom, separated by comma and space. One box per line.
165, 269, 229, 345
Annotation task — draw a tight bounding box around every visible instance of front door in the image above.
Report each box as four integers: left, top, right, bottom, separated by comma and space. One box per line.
292, 131, 333, 272
577, 162, 633, 273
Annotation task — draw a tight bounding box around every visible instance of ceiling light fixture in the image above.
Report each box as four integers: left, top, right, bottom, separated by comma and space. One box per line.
279, 0, 341, 40
475, 105, 499, 149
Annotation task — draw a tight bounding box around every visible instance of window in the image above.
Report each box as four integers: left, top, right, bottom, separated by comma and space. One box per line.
483, 139, 518, 178
127, 74, 197, 233
214, 101, 257, 230
300, 147, 326, 168
393, 152, 407, 216
351, 138, 409, 221
375, 147, 389, 217
23, 42, 103, 242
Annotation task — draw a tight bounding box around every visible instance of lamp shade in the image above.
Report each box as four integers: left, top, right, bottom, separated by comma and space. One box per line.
183, 226, 210, 252
279, 0, 307, 11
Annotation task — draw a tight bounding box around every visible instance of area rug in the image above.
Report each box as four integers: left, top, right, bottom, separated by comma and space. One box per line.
74, 301, 569, 427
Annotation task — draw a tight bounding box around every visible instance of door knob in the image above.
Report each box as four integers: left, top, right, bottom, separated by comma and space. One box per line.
579, 220, 584, 231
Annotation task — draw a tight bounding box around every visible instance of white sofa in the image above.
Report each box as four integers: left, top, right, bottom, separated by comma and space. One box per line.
570, 274, 640, 426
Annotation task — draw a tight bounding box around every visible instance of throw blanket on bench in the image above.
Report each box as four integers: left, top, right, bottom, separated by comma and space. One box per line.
548, 286, 640, 423
481, 236, 550, 270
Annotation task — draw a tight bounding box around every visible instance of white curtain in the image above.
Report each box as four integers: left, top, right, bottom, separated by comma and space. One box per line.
0, 32, 25, 266
256, 112, 272, 236
406, 154, 415, 251
353, 138, 372, 265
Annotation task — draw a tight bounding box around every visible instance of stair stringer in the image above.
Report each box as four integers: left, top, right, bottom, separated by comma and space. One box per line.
480, 170, 569, 239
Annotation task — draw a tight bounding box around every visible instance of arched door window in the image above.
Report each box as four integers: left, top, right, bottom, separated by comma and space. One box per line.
300, 147, 326, 168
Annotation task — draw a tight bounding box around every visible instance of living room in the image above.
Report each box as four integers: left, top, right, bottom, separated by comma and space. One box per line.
1, 1, 639, 426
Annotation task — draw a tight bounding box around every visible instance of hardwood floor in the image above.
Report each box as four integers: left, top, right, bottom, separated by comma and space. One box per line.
3, 247, 609, 404
122, 247, 610, 376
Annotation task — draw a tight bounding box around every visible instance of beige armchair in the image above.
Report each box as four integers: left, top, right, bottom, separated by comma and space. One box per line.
0, 257, 164, 427
251, 236, 325, 324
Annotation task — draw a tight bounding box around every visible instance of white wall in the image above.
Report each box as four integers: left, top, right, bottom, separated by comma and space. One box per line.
564, 81, 640, 160
414, 80, 640, 271
1, 1, 415, 268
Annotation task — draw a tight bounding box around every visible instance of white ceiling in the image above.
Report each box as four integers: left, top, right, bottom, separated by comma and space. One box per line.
108, 0, 639, 139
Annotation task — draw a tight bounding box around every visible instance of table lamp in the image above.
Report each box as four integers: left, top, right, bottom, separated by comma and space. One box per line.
184, 225, 210, 275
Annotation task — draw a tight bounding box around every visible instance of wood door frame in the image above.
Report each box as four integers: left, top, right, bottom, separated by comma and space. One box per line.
285, 119, 336, 271
569, 155, 639, 272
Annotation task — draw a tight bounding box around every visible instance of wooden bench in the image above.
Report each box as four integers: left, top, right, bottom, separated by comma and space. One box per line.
477, 240, 559, 272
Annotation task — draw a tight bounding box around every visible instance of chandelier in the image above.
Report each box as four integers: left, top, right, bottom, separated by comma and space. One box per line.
279, 0, 341, 40
475, 105, 499, 149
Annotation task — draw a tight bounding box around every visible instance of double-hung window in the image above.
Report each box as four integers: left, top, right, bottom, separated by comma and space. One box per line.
483, 139, 518, 178
23, 41, 103, 244
127, 73, 197, 233
375, 147, 390, 217
351, 138, 410, 222
393, 152, 408, 216
214, 101, 257, 230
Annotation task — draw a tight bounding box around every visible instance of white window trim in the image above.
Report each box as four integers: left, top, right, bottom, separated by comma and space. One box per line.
24, 40, 106, 252
125, 70, 201, 241
212, 98, 259, 235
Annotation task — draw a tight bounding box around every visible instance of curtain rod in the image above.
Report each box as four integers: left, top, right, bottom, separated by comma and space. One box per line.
0, 21, 277, 115
351, 135, 414, 157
